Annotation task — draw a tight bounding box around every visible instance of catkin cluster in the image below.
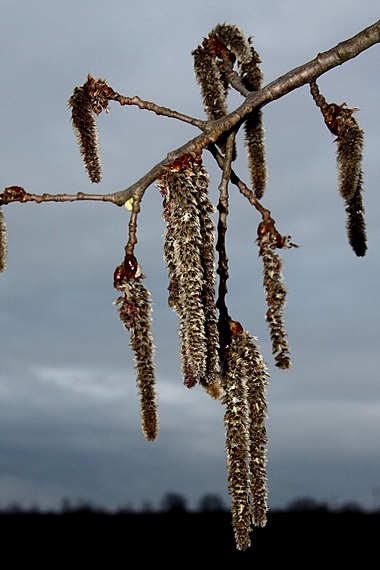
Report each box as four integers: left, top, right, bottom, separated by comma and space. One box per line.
114, 256, 159, 442
192, 24, 266, 196
158, 154, 220, 392
221, 326, 269, 550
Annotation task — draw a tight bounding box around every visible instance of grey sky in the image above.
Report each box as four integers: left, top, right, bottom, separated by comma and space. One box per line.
1, 1, 379, 512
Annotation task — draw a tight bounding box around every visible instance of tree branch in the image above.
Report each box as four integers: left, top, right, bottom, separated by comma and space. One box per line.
112, 19, 380, 206
2, 20, 379, 207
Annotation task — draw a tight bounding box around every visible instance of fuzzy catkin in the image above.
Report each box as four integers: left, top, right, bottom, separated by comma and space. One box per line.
244, 111, 266, 199
115, 277, 159, 442
192, 43, 231, 155
221, 329, 269, 549
212, 23, 252, 63
221, 348, 252, 551
0, 208, 7, 272
197, 187, 219, 384
240, 46, 267, 199
310, 83, 367, 257
68, 84, 102, 183
337, 112, 364, 203
257, 231, 291, 369
192, 44, 228, 122
241, 334, 269, 526
159, 159, 219, 386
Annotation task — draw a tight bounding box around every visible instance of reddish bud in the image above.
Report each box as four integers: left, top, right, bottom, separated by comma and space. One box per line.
113, 265, 127, 290
229, 320, 243, 336
124, 254, 139, 279
1, 186, 27, 205
257, 222, 268, 237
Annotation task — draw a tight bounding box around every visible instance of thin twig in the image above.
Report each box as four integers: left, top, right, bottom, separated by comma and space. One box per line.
0, 187, 120, 205
207, 144, 271, 220
213, 37, 251, 97
110, 92, 206, 129
125, 194, 141, 255
216, 132, 236, 357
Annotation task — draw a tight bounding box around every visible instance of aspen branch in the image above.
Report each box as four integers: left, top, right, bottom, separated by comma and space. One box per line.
2, 20, 379, 207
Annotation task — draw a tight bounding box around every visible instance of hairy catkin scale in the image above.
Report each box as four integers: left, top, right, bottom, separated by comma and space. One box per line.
239, 46, 267, 199
0, 208, 7, 272
345, 170, 367, 257
114, 275, 159, 442
257, 230, 291, 369
68, 84, 102, 183
337, 111, 364, 203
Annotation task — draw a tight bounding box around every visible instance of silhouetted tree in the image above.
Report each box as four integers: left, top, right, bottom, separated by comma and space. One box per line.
1, 21, 379, 550
288, 497, 328, 513
198, 493, 226, 513
161, 493, 187, 513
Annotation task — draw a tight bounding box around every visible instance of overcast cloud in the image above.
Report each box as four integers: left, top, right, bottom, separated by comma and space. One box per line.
1, 1, 379, 512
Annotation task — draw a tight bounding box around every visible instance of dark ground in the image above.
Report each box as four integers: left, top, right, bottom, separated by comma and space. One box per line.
2, 509, 378, 564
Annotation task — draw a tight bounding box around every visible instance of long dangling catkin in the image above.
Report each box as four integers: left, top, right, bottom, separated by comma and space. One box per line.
221, 344, 252, 551
240, 45, 267, 199
0, 208, 7, 272
114, 273, 159, 442
310, 82, 367, 256
192, 41, 230, 155
158, 155, 219, 386
192, 44, 228, 122
337, 109, 364, 203
197, 178, 220, 385
257, 228, 291, 370
160, 164, 207, 382
68, 84, 102, 183
241, 333, 269, 527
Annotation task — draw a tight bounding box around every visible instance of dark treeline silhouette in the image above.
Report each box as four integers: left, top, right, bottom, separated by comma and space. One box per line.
2, 494, 378, 563
1, 493, 377, 515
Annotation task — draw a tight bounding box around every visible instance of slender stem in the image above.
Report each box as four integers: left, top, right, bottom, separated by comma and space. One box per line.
110, 92, 206, 130
216, 132, 236, 357
216, 41, 250, 97
125, 194, 141, 255
207, 144, 271, 220
0, 188, 120, 205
